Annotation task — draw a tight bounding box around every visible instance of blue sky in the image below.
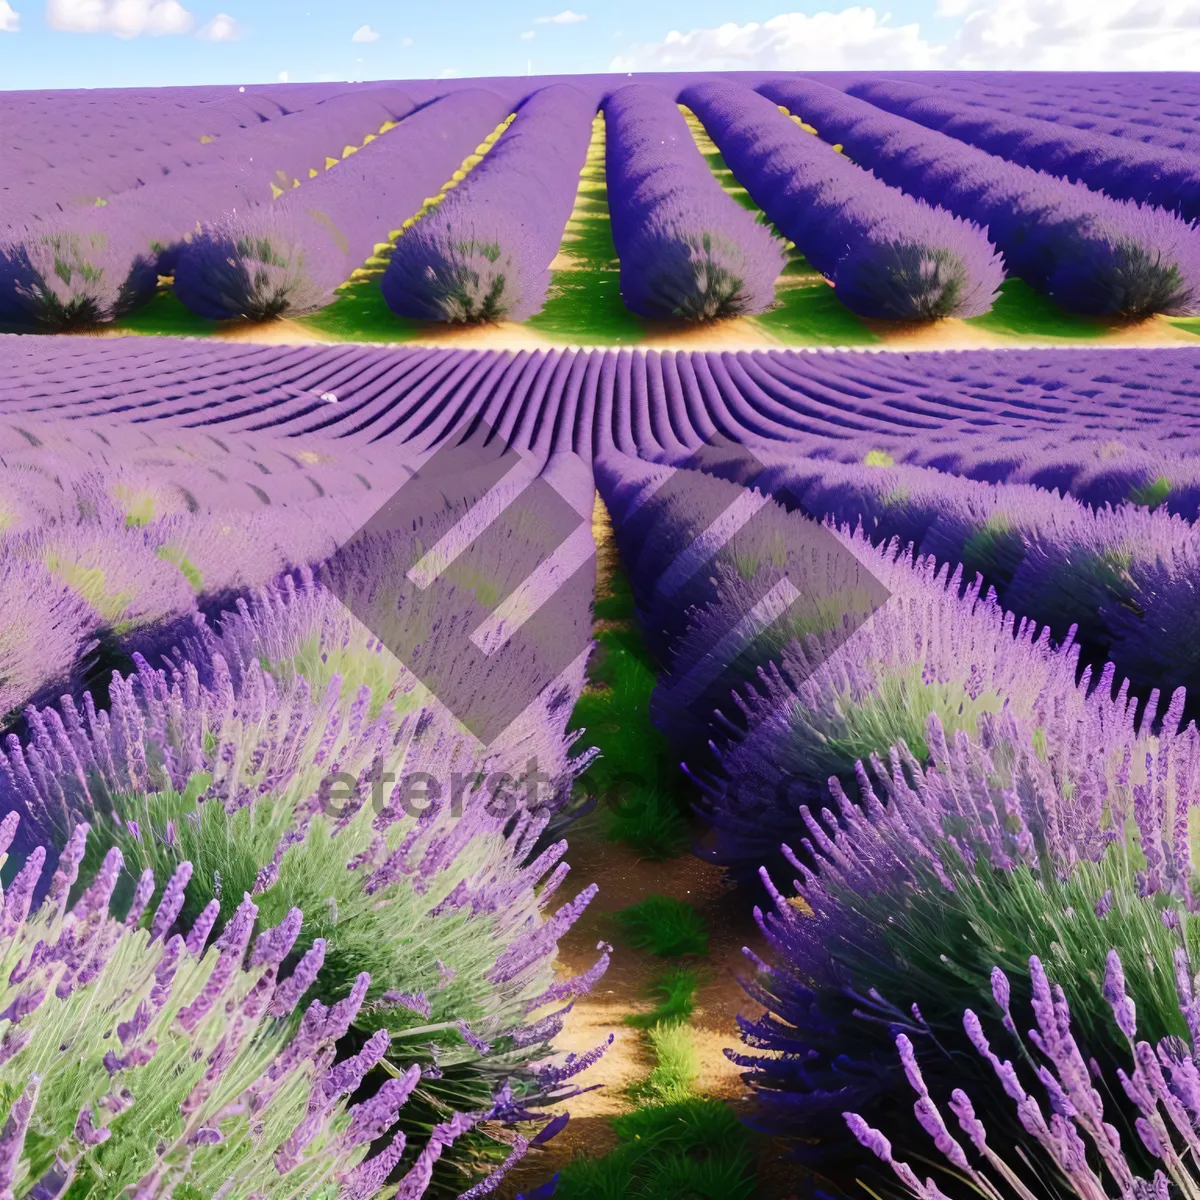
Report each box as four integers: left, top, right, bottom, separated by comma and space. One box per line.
0, 0, 1196, 90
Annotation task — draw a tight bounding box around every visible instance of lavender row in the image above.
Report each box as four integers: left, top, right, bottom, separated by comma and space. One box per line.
603, 83, 783, 321
848, 77, 1200, 224
0, 87, 420, 329
2, 90, 307, 230
382, 84, 594, 324
899, 72, 1200, 156
173, 88, 514, 321
680, 80, 1004, 320
755, 76, 1200, 319
0, 506, 606, 1192
591, 448, 1185, 881
661, 444, 1200, 699
5, 338, 1200, 509
4, 83, 405, 228
0, 387, 596, 725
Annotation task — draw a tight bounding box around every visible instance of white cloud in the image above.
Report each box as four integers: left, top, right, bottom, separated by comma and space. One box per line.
947, 0, 1200, 68
277, 69, 288, 80
519, 28, 534, 39
534, 9, 586, 23
351, 22, 379, 41
400, 35, 413, 45
196, 11, 239, 39
611, 9, 935, 70
610, 1, 1200, 71
439, 66, 457, 76
0, 1, 17, 31
46, 0, 196, 36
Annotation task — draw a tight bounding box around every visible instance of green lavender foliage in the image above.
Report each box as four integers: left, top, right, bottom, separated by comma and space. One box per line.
828, 831, 1199, 1067
0, 843, 385, 1198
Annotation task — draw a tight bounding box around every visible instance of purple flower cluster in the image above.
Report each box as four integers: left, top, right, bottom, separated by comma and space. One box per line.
0, 811, 460, 1196
850, 949, 1200, 1200
603, 84, 784, 321
174, 88, 514, 320
680, 80, 1004, 320
757, 77, 1200, 318
381, 84, 595, 323
850, 76, 1200, 221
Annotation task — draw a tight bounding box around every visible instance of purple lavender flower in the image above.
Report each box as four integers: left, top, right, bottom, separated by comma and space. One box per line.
757, 76, 1200, 318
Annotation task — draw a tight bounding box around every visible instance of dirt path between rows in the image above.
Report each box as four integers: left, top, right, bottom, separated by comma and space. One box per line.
495, 501, 801, 1198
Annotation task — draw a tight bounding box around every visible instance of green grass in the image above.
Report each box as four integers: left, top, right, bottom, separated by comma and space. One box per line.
624, 967, 703, 1030
593, 569, 636, 622
963, 277, 1114, 339
550, 1098, 758, 1200
568, 614, 690, 861
612, 895, 709, 958
629, 1023, 701, 1105
604, 787, 689, 862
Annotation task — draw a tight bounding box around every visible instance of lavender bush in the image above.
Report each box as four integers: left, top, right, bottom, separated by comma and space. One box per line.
0, 810, 482, 1198
850, 948, 1200, 1200
0, 223, 159, 330
381, 84, 594, 323
174, 88, 514, 321
680, 80, 1004, 320
733, 703, 1200, 1194
604, 84, 784, 321
757, 77, 1200, 319
0, 483, 605, 1193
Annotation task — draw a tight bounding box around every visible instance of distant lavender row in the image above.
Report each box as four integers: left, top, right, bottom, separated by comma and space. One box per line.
898, 73, 1200, 157
3, 87, 296, 204
604, 83, 783, 321
3, 87, 412, 226
681, 80, 1004, 320
848, 77, 1200, 224
173, 87, 514, 321
3, 338, 1200, 511
756, 76, 1200, 319
381, 83, 594, 324
648, 444, 1200, 699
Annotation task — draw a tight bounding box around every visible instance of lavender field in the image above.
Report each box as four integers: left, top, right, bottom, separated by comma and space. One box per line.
4, 67, 1200, 1200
